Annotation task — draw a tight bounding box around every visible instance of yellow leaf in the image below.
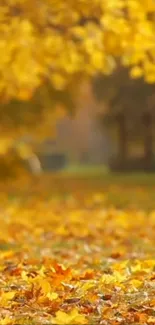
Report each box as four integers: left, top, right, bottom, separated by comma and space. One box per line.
21, 270, 29, 282
91, 52, 104, 70
38, 266, 46, 277
130, 66, 143, 79
81, 281, 95, 292
47, 292, 58, 301
37, 278, 51, 295
53, 309, 87, 324
129, 279, 142, 288
101, 271, 127, 284
0, 317, 12, 325
130, 263, 142, 273
0, 291, 16, 305
145, 73, 155, 83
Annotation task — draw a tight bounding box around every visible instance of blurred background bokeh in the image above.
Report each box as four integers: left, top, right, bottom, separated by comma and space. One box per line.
1, 0, 155, 179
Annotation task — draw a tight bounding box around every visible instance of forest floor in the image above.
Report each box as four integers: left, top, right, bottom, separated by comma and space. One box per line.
0, 172, 155, 324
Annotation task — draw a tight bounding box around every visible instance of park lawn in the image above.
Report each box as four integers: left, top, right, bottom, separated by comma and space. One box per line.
0, 172, 155, 324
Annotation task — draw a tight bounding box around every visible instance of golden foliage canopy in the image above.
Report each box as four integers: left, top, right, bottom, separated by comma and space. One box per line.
1, 0, 155, 159
1, 0, 155, 100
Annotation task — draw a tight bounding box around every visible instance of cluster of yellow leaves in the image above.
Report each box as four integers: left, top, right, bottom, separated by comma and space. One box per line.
0, 0, 155, 99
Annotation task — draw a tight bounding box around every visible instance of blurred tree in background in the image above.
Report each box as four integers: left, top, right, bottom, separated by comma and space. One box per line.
1, 0, 155, 175
93, 67, 155, 170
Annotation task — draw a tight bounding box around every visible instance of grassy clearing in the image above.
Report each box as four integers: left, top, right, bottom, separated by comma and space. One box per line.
54, 165, 155, 210
61, 163, 155, 184
2, 166, 155, 209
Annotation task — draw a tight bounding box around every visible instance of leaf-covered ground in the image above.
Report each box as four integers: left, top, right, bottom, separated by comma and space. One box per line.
0, 175, 155, 325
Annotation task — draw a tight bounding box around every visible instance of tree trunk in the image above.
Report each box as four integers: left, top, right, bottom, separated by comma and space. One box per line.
143, 112, 153, 168
26, 154, 42, 175
117, 113, 127, 163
